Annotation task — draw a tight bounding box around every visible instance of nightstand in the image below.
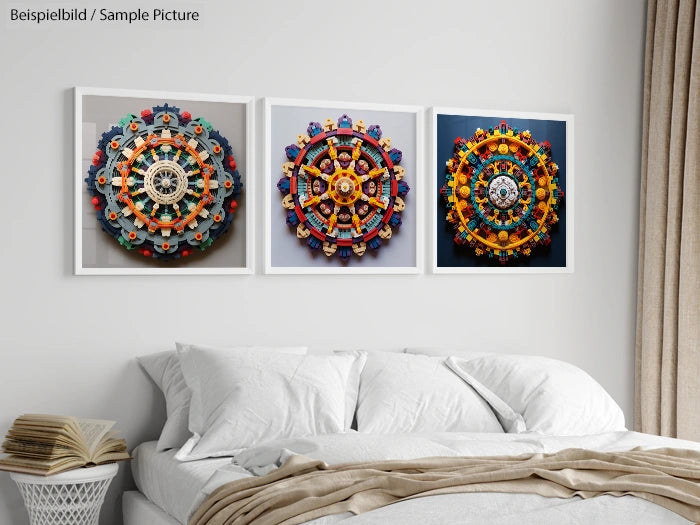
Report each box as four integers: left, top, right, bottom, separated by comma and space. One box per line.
10, 463, 118, 525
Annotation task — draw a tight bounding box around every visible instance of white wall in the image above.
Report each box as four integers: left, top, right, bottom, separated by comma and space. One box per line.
0, 1, 646, 523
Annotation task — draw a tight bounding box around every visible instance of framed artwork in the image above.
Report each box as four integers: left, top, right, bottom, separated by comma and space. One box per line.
74, 87, 254, 275
432, 107, 574, 273
264, 98, 423, 274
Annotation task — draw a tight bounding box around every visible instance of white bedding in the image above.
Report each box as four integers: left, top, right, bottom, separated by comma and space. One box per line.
303, 492, 694, 525
131, 441, 249, 524
133, 432, 700, 524
123, 491, 180, 525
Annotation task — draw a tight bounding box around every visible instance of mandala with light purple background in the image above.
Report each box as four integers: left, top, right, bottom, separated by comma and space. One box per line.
277, 114, 409, 260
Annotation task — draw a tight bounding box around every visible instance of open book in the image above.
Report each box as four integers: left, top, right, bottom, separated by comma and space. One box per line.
0, 414, 130, 476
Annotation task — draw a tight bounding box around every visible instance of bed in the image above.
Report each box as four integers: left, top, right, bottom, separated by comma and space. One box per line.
125, 344, 700, 525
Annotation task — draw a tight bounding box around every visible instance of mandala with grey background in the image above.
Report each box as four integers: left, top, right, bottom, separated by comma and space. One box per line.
86, 104, 242, 260
277, 114, 409, 260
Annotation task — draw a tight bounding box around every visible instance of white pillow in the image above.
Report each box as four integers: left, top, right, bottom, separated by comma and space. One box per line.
446, 355, 626, 436
137, 350, 192, 451
445, 359, 526, 433
175, 345, 366, 460
405, 347, 492, 359
137, 344, 307, 451
355, 352, 503, 434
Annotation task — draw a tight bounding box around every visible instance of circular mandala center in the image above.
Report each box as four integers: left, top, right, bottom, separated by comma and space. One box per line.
336, 177, 355, 197
328, 169, 362, 205
144, 160, 188, 205
487, 175, 519, 209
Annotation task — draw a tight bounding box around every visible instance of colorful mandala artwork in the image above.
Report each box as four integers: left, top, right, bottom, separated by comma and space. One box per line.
277, 114, 409, 261
441, 120, 563, 264
86, 104, 242, 260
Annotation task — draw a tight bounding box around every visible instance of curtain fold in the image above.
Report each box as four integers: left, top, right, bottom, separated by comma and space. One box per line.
635, 0, 699, 440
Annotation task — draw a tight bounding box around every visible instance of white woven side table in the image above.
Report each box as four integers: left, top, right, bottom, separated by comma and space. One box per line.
10, 463, 118, 525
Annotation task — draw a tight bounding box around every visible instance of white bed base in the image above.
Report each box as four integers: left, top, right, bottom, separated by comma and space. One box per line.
123, 490, 182, 525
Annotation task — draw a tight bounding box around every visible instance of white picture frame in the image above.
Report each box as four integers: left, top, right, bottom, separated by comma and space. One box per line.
431, 106, 574, 274
264, 97, 424, 275
74, 87, 255, 275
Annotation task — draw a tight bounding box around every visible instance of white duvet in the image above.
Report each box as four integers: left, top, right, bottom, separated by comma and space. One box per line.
180, 431, 700, 524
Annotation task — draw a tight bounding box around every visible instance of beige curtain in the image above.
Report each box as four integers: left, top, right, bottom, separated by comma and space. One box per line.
636, 0, 699, 440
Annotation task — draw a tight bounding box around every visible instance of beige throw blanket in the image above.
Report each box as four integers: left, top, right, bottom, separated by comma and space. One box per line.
190, 447, 700, 525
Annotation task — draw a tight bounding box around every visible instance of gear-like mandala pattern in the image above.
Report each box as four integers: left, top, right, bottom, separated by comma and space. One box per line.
86, 104, 242, 260
442, 120, 563, 264
277, 114, 409, 260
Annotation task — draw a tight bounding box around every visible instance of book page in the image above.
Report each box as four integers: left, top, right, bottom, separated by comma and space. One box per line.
93, 433, 129, 462
14, 414, 75, 427
0, 453, 86, 476
77, 419, 115, 456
